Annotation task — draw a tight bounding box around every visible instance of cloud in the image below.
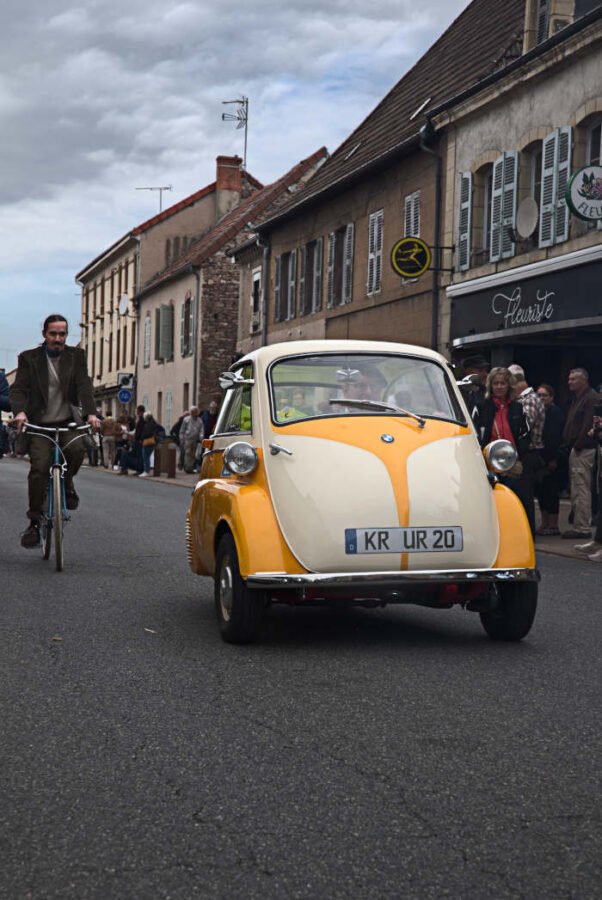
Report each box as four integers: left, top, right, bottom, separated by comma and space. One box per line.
0, 0, 468, 370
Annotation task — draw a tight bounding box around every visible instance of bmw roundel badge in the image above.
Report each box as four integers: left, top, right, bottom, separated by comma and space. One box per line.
381, 434, 394, 443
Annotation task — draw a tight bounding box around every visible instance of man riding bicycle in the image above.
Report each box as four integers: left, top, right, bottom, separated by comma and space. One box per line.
9, 314, 100, 548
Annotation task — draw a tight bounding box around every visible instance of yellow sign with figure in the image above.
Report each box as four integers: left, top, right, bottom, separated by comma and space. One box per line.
391, 237, 432, 278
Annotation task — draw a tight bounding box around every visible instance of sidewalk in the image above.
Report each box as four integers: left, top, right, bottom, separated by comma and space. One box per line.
83, 459, 200, 490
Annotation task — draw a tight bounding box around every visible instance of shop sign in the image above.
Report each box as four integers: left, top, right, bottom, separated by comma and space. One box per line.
390, 237, 431, 278
449, 260, 601, 342
566, 165, 602, 221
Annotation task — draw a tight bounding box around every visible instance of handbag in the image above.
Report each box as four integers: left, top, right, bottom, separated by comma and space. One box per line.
142, 436, 156, 447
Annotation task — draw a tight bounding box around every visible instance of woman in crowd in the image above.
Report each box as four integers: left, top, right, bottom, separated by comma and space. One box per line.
534, 383, 566, 536
140, 411, 159, 478
476, 367, 530, 523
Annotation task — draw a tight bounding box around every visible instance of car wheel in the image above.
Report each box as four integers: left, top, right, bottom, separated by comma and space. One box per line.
479, 582, 537, 641
214, 533, 265, 644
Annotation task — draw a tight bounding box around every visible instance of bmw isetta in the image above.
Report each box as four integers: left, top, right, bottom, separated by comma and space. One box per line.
186, 340, 539, 643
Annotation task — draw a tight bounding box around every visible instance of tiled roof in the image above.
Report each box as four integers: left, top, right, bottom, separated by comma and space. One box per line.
259, 0, 525, 227
138, 147, 328, 296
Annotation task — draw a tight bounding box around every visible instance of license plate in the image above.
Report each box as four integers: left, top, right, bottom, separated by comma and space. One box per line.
345, 527, 463, 554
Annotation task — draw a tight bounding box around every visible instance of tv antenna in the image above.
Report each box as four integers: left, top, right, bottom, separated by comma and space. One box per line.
222, 96, 248, 169
135, 184, 173, 212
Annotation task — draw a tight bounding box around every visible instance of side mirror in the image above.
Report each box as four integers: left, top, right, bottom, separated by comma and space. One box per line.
218, 371, 255, 390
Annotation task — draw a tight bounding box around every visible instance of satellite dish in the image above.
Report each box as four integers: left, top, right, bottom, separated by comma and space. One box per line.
516, 197, 539, 238
118, 294, 129, 316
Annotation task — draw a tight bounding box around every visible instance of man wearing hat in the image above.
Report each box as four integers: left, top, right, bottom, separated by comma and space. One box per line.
461, 354, 489, 415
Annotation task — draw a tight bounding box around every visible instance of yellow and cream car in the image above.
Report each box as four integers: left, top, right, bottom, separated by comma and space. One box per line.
186, 340, 539, 643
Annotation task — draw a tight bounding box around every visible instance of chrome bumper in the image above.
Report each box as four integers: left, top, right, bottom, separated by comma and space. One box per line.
246, 568, 540, 590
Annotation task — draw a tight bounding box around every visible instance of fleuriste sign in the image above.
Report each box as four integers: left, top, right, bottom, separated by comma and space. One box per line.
566, 165, 602, 221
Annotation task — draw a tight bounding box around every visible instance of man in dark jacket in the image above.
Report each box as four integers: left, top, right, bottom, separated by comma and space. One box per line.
10, 314, 100, 548
561, 367, 599, 539
0, 369, 10, 413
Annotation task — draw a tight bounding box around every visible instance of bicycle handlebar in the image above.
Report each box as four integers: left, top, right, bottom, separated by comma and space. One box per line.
24, 422, 91, 434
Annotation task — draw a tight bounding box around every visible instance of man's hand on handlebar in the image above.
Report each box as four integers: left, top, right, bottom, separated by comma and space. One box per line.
87, 414, 101, 431
14, 411, 28, 432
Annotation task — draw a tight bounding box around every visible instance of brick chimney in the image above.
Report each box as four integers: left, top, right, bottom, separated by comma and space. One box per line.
216, 155, 242, 220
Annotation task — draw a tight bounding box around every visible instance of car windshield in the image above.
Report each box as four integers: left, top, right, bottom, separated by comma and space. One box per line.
270, 353, 465, 424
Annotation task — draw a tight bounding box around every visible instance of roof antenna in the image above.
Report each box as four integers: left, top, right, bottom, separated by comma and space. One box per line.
135, 185, 173, 213
222, 96, 248, 169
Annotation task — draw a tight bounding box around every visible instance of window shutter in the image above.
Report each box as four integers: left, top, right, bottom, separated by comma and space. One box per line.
404, 195, 413, 237
342, 223, 355, 304
539, 131, 558, 248
555, 126, 571, 243
159, 304, 174, 360
299, 245, 307, 315
287, 251, 296, 319
144, 315, 151, 366
154, 308, 161, 359
327, 232, 336, 308
413, 192, 421, 237
490, 155, 504, 262
313, 237, 323, 311
189, 297, 195, 355
536, 0, 549, 43
180, 302, 186, 356
374, 210, 384, 293
501, 151, 518, 259
458, 173, 473, 271
274, 255, 282, 322
367, 216, 376, 294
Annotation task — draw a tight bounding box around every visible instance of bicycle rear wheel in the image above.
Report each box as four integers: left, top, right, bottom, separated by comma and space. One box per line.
52, 468, 64, 571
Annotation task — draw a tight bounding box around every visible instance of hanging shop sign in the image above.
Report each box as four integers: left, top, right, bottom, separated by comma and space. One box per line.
566, 165, 602, 221
390, 237, 432, 278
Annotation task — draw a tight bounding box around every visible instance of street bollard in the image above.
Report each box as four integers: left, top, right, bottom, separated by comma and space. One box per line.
153, 442, 177, 478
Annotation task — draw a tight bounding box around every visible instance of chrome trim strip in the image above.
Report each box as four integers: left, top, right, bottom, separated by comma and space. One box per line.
246, 568, 540, 589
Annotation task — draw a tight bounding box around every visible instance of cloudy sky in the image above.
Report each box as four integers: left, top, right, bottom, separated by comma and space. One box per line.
0, 0, 468, 372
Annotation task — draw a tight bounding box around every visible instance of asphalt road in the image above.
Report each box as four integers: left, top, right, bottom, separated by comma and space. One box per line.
1, 458, 601, 899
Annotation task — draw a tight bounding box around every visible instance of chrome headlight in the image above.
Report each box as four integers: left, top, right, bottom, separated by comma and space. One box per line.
223, 442, 258, 475
483, 439, 518, 474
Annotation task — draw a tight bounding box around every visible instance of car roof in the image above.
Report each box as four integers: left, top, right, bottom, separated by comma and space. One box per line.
233, 340, 448, 371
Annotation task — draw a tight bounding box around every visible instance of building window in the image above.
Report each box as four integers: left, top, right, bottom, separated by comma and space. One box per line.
157, 391, 163, 423
536, 0, 549, 43
490, 151, 518, 262
116, 329, 121, 371
587, 119, 602, 166
183, 382, 189, 412
124, 260, 129, 291
273, 252, 296, 322
180, 293, 194, 355
250, 270, 262, 331
144, 314, 151, 367
404, 190, 421, 237
155, 303, 175, 361
326, 224, 354, 307
366, 211, 384, 296
539, 127, 572, 247
108, 333, 113, 373
130, 322, 136, 366
122, 324, 127, 368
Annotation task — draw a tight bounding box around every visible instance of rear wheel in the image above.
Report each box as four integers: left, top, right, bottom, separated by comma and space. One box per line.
480, 582, 537, 641
214, 533, 265, 644
52, 468, 64, 572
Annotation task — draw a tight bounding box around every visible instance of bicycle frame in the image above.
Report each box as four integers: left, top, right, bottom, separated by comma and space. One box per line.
24, 422, 91, 571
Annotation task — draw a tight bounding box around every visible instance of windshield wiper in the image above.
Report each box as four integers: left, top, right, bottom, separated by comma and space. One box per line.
329, 398, 426, 428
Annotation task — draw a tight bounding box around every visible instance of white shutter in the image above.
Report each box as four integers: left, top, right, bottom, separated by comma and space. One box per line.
413, 192, 421, 237
458, 173, 473, 271
367, 216, 376, 294
299, 245, 307, 315
404, 195, 413, 237
144, 315, 151, 366
274, 255, 282, 321
490, 155, 504, 262
180, 302, 186, 356
555, 126, 571, 244
287, 251, 296, 319
189, 298, 195, 355
313, 237, 323, 311
539, 131, 557, 248
342, 223, 355, 304
501, 151, 518, 259
327, 232, 336, 308
374, 210, 384, 293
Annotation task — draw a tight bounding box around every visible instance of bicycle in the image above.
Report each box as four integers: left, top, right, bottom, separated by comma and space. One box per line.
24, 422, 92, 571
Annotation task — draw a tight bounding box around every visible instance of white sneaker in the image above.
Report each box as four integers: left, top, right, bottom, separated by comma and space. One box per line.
113, 465, 120, 471
587, 549, 602, 563
139, 471, 150, 478
574, 540, 600, 553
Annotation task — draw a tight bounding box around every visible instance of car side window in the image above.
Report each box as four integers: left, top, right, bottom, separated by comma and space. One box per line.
222, 384, 252, 433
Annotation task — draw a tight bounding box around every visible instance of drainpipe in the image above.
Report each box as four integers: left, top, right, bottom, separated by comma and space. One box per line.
192, 267, 201, 404
419, 120, 442, 352
256, 234, 270, 348
132, 236, 141, 404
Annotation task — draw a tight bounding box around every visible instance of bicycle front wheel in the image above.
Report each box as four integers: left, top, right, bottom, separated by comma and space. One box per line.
41, 518, 52, 561
52, 468, 64, 571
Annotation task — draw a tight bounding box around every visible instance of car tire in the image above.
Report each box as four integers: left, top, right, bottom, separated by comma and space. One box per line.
214, 533, 265, 644
479, 582, 537, 641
